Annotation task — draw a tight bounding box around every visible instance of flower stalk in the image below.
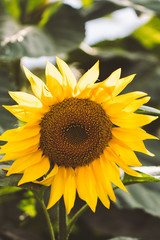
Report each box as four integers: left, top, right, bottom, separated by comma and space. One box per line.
59, 198, 67, 240
35, 190, 55, 240
67, 204, 89, 239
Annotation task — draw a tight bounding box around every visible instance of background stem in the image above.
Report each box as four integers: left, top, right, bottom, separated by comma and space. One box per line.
67, 204, 89, 239
59, 197, 67, 240
35, 190, 55, 240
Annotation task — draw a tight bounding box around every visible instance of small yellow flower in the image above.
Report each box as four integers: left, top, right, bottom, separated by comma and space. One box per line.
0, 58, 158, 214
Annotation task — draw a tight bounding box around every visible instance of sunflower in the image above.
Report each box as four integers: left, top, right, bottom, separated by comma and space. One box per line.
0, 58, 158, 214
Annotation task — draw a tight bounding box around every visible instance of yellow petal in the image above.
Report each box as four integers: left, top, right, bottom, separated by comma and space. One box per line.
46, 61, 62, 85
23, 66, 48, 100
109, 138, 142, 167
0, 124, 40, 141
18, 155, 50, 185
0, 134, 40, 153
112, 74, 136, 97
3, 104, 43, 122
40, 84, 57, 106
6, 150, 43, 176
90, 85, 114, 103
105, 148, 141, 177
102, 91, 147, 113
110, 113, 158, 128
0, 143, 39, 161
91, 161, 110, 208
46, 61, 64, 101
112, 135, 154, 156
47, 166, 65, 209
74, 61, 99, 94
91, 159, 116, 204
56, 57, 77, 90
64, 167, 76, 214
9, 91, 42, 107
36, 164, 59, 186
103, 68, 121, 87
76, 165, 97, 212
124, 96, 150, 113
112, 127, 158, 141
101, 155, 127, 192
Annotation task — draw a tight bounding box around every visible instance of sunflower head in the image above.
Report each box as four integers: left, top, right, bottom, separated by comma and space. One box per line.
0, 57, 158, 214
39, 97, 112, 168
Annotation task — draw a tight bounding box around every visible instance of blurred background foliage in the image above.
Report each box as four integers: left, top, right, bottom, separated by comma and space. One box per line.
0, 0, 160, 239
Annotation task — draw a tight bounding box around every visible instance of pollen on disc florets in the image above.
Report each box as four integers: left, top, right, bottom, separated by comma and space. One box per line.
39, 97, 112, 168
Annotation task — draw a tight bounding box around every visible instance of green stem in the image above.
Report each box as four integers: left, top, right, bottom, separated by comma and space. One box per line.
67, 204, 89, 239
35, 191, 55, 240
59, 198, 67, 240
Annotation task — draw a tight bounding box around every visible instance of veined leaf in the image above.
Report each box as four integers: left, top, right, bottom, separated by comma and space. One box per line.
122, 166, 160, 186
137, 105, 160, 116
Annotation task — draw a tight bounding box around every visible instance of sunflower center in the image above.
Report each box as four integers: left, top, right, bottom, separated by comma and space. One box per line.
39, 97, 112, 168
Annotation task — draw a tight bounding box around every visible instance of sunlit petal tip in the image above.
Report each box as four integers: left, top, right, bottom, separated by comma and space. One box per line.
46, 203, 52, 210
115, 68, 121, 78
17, 179, 23, 186
56, 57, 67, 68
45, 60, 58, 76
23, 65, 31, 79
56, 56, 77, 89
2, 168, 9, 173
146, 150, 155, 157
2, 105, 8, 110
6, 171, 11, 177
8, 91, 14, 98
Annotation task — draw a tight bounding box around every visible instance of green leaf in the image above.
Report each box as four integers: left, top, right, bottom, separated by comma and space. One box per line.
133, 17, 160, 50
0, 186, 21, 196
2, 0, 20, 19
0, 165, 42, 190
0, 4, 85, 59
122, 166, 160, 186
44, 4, 85, 54
81, 0, 93, 7
116, 165, 160, 217
0, 15, 55, 60
96, 0, 160, 16
26, 0, 46, 13
0, 67, 17, 133
137, 105, 160, 116
81, 1, 122, 21
18, 191, 37, 217
115, 181, 160, 217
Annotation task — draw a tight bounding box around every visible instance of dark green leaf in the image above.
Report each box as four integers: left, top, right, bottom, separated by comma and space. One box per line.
116, 182, 160, 217
26, 0, 46, 13
0, 14, 55, 60
95, 0, 160, 16
81, 1, 122, 21
137, 105, 160, 116
0, 165, 22, 187
116, 165, 160, 217
122, 166, 160, 186
0, 67, 17, 133
0, 165, 42, 190
0, 4, 85, 59
44, 4, 85, 54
